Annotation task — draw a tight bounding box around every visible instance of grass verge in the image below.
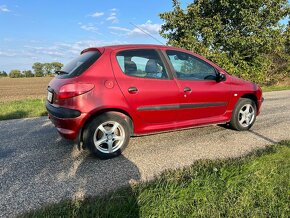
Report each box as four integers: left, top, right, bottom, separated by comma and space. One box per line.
0, 99, 47, 120
262, 85, 290, 92
21, 141, 290, 218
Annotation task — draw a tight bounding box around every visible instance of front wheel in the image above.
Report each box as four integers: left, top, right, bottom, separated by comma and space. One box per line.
230, 98, 257, 131
83, 113, 130, 159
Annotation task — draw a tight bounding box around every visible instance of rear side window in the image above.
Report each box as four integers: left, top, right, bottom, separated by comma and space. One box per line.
57, 51, 101, 78
116, 49, 168, 79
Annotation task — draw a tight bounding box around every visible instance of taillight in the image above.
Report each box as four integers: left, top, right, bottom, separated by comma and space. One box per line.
58, 83, 94, 99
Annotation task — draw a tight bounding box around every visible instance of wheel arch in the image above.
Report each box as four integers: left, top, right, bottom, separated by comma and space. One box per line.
240, 93, 258, 109
79, 108, 134, 147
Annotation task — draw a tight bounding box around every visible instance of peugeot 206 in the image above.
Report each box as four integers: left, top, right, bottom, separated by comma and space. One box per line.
46, 45, 263, 159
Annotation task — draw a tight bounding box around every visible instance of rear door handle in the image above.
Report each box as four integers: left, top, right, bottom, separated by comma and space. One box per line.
128, 87, 138, 93
184, 87, 191, 92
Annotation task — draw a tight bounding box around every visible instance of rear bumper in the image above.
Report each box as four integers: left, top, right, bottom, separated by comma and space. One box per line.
46, 102, 81, 118
46, 102, 85, 140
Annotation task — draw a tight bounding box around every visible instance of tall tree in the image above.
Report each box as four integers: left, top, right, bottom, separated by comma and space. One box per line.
22, 70, 34, 77
265, 21, 290, 84
285, 21, 290, 55
160, 0, 290, 83
32, 62, 44, 77
51, 62, 63, 73
43, 63, 53, 76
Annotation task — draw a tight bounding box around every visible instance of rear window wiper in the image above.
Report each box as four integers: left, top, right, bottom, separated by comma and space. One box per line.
55, 70, 69, 75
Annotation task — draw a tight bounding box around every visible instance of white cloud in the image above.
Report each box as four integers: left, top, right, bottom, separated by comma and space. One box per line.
128, 20, 161, 37
109, 26, 130, 32
23, 45, 65, 57
4, 40, 105, 61
109, 32, 122, 36
109, 21, 161, 37
106, 11, 118, 23
90, 11, 104, 17
0, 50, 17, 57
110, 8, 117, 12
106, 16, 118, 23
79, 23, 98, 33
54, 40, 127, 57
0, 5, 10, 13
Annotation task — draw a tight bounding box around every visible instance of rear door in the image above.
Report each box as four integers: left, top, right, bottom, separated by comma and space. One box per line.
111, 48, 180, 124
165, 50, 232, 122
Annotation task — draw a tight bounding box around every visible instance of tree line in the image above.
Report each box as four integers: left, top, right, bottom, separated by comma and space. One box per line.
0, 62, 63, 78
160, 0, 290, 85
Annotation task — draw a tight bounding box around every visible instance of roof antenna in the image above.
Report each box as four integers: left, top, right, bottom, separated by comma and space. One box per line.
129, 22, 165, 45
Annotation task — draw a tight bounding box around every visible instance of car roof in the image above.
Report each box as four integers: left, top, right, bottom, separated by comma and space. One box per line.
81, 44, 186, 54
102, 44, 175, 50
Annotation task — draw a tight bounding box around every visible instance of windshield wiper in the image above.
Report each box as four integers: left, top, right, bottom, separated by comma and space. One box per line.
55, 70, 69, 75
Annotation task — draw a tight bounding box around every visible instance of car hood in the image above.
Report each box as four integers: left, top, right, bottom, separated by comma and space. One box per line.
230, 75, 256, 87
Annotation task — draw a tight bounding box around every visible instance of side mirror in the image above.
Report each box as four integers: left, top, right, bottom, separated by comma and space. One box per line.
216, 72, 226, 82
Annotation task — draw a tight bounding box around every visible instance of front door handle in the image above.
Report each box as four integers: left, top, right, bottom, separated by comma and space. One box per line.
128, 87, 138, 93
184, 87, 191, 92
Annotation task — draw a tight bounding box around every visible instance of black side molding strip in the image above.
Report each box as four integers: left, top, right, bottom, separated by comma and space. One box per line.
138, 102, 227, 111
138, 105, 179, 111
46, 102, 81, 118
180, 102, 227, 109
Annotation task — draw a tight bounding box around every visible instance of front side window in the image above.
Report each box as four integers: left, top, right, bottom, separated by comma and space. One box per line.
166, 50, 217, 80
116, 49, 168, 79
57, 51, 101, 79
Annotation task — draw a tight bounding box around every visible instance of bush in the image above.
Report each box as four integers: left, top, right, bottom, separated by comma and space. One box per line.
0, 71, 8, 77
9, 70, 22, 78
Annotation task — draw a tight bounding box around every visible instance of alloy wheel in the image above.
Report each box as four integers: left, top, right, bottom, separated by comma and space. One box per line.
238, 104, 255, 127
93, 121, 125, 153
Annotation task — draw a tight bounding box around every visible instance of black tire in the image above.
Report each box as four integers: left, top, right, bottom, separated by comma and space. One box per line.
83, 113, 130, 159
230, 98, 257, 131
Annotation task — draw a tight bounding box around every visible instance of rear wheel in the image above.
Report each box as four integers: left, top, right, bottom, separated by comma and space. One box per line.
230, 98, 257, 131
83, 113, 130, 159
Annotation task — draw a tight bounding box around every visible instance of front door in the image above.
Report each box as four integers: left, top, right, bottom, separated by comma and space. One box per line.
111, 48, 180, 124
165, 50, 231, 122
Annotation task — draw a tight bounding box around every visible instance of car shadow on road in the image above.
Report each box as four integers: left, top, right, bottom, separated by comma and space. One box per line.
49, 150, 141, 216
217, 123, 278, 144
0, 117, 141, 217
0, 110, 28, 120
248, 130, 277, 144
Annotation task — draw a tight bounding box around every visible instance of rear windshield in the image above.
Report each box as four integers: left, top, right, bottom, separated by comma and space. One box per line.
57, 51, 101, 78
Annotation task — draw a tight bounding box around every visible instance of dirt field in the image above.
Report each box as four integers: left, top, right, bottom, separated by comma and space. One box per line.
0, 77, 53, 102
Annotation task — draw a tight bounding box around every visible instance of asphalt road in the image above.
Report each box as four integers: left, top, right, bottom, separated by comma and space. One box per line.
1, 90, 290, 217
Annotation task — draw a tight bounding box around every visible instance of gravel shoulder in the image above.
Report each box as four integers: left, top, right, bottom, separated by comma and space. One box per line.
0, 90, 290, 217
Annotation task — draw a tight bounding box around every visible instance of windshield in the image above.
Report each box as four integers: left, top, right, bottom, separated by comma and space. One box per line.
57, 51, 101, 78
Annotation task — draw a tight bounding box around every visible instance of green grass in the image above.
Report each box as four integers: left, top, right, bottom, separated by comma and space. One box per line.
262, 85, 290, 92
21, 141, 290, 218
0, 99, 47, 120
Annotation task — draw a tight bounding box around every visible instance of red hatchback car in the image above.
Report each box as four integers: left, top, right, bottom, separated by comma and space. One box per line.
46, 44, 263, 159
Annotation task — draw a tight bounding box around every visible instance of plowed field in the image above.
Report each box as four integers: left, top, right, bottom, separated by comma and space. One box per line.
0, 77, 53, 102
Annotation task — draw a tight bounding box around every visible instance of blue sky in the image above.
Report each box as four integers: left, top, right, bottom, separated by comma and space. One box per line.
0, 0, 187, 72
0, 0, 289, 72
